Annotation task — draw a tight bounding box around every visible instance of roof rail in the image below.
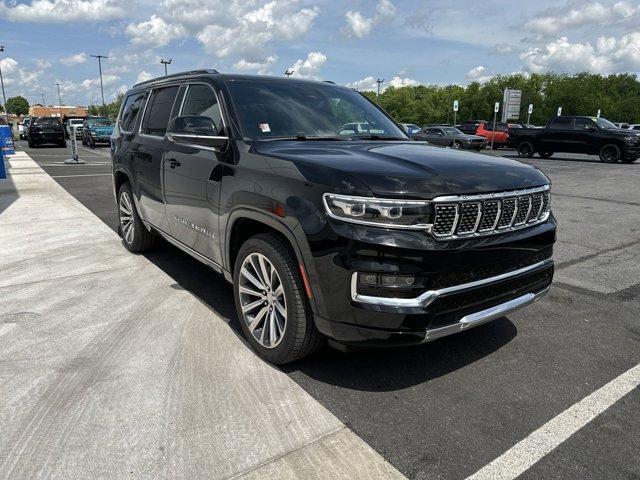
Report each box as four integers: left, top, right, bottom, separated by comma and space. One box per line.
133, 69, 220, 88
323, 80, 336, 84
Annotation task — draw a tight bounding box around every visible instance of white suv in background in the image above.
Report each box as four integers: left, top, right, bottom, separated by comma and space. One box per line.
65, 118, 84, 139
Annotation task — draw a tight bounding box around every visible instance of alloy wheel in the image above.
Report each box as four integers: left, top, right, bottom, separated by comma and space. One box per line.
239, 252, 287, 348
119, 192, 135, 244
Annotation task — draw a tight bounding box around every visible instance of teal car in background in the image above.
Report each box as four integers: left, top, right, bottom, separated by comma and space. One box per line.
82, 117, 114, 148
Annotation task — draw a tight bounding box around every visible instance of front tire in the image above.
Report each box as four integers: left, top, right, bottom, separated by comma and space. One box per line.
517, 141, 534, 158
599, 144, 621, 163
117, 182, 155, 253
452, 141, 462, 149
234, 234, 324, 364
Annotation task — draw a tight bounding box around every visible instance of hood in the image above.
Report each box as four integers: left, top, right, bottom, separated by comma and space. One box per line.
254, 140, 549, 198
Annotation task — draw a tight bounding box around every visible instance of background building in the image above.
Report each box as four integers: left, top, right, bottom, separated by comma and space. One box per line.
29, 105, 88, 118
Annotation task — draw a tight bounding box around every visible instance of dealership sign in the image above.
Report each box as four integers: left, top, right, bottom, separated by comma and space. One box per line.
501, 89, 522, 122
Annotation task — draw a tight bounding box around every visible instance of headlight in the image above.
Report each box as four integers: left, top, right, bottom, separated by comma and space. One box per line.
624, 136, 638, 145
322, 193, 431, 229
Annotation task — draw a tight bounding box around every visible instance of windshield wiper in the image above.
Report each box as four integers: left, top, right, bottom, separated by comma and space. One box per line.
258, 135, 348, 141
347, 135, 408, 141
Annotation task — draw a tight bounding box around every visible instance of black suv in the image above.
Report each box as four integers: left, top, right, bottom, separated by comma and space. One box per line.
27, 117, 67, 148
111, 70, 556, 364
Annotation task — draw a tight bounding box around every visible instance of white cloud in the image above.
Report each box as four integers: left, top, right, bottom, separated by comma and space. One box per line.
344, 0, 396, 38
0, 0, 125, 23
0, 58, 19, 75
125, 14, 186, 47
346, 74, 418, 92
135, 70, 153, 84
60, 53, 87, 66
388, 76, 419, 88
287, 52, 327, 80
233, 56, 277, 74
465, 65, 493, 82
521, 36, 614, 74
36, 58, 51, 69
81, 74, 120, 89
525, 1, 639, 37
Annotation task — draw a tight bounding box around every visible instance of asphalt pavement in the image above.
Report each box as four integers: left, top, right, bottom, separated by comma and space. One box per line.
9, 140, 640, 480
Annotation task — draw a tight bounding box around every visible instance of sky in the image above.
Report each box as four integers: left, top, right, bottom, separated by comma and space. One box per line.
2, 0, 640, 107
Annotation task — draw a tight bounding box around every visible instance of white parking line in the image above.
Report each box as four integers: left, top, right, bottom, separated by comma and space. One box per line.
466, 363, 640, 480
51, 174, 112, 178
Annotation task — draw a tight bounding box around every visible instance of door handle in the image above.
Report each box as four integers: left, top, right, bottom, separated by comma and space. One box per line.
167, 158, 181, 169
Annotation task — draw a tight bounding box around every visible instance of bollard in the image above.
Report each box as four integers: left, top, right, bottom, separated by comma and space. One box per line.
64, 125, 85, 164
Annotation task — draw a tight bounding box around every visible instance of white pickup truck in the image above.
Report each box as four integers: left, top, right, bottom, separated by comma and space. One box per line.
18, 117, 31, 139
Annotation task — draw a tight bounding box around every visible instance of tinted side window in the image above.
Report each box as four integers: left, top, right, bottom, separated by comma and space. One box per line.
120, 92, 146, 132
549, 117, 571, 130
573, 118, 595, 130
180, 84, 224, 136
141, 86, 179, 136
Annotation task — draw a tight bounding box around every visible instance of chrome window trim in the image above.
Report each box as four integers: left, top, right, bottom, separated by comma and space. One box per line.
350, 258, 553, 311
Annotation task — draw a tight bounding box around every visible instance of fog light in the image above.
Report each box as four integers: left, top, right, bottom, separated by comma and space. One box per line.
358, 272, 419, 288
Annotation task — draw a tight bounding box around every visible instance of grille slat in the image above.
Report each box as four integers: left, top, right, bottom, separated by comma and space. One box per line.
431, 187, 550, 240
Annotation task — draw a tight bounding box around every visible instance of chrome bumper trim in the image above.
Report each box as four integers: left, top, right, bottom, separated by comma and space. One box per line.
422, 286, 550, 342
350, 258, 553, 313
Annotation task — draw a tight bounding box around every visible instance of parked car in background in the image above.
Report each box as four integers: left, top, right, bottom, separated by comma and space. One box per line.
412, 125, 487, 150
18, 117, 31, 139
401, 123, 422, 136
27, 117, 66, 148
459, 120, 509, 147
521, 124, 542, 129
626, 124, 640, 131
82, 117, 114, 147
614, 122, 630, 129
508, 123, 523, 130
510, 115, 639, 163
338, 121, 385, 136
65, 118, 85, 139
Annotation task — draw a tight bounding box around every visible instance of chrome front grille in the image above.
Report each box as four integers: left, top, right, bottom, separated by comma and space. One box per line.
430, 186, 551, 240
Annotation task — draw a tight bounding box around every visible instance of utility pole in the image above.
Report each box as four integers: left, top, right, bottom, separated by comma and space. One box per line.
41, 92, 46, 115
90, 54, 108, 110
160, 58, 172, 76
284, 69, 294, 77
0, 46, 7, 118
54, 83, 63, 119
376, 78, 384, 97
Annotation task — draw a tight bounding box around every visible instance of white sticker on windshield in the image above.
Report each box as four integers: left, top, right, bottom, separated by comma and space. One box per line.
259, 123, 271, 133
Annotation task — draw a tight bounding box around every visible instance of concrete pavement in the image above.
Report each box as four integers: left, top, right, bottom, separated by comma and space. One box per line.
0, 151, 404, 479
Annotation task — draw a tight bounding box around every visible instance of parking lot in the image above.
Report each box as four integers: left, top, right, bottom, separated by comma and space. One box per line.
1, 140, 637, 479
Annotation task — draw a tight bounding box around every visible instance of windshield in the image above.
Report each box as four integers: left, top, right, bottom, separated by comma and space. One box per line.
594, 117, 617, 130
88, 118, 112, 127
441, 127, 464, 135
227, 79, 407, 140
35, 117, 61, 125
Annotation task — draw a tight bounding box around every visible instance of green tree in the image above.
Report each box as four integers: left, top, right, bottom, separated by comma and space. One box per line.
5, 96, 29, 116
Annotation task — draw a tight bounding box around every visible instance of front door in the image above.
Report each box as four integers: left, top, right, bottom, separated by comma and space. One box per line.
163, 83, 228, 265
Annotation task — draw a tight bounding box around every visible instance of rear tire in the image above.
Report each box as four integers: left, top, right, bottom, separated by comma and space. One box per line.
117, 182, 156, 253
599, 144, 621, 163
233, 233, 324, 364
539, 151, 554, 159
452, 141, 462, 149
517, 142, 534, 158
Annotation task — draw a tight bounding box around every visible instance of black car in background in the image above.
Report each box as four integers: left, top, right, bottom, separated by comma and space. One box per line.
111, 70, 555, 364
412, 125, 487, 150
510, 116, 640, 163
27, 117, 67, 148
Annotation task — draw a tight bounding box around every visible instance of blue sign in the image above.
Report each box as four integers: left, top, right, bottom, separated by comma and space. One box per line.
0, 125, 15, 156
0, 143, 5, 179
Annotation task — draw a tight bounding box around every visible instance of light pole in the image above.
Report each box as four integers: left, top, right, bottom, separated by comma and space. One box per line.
90, 54, 108, 110
54, 83, 63, 119
284, 69, 294, 77
0, 46, 7, 118
160, 58, 172, 76
376, 78, 384, 97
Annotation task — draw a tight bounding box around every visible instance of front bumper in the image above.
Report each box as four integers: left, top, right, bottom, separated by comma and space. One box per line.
308, 217, 556, 347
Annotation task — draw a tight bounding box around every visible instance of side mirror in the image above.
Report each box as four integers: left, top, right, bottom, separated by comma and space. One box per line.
167, 115, 228, 149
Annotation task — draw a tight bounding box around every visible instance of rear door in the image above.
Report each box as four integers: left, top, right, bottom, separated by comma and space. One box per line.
540, 117, 573, 152
163, 82, 227, 265
132, 85, 180, 231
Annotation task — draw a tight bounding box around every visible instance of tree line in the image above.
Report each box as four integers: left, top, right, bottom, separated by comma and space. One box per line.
361, 72, 640, 127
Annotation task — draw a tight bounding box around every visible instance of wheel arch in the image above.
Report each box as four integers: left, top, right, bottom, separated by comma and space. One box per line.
225, 209, 323, 317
